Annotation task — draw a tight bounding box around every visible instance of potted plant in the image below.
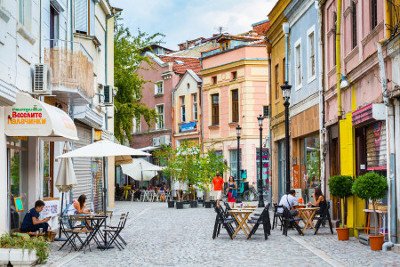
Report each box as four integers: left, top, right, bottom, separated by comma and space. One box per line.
352, 172, 388, 251
0, 234, 49, 265
328, 175, 353, 240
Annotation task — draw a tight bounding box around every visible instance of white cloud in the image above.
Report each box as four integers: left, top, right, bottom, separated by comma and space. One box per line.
110, 0, 277, 49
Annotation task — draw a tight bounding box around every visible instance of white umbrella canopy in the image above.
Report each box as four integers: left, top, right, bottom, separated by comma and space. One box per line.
57, 140, 151, 158
120, 158, 164, 182
55, 142, 77, 193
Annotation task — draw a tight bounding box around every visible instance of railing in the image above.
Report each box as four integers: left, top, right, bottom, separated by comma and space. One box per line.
44, 39, 95, 99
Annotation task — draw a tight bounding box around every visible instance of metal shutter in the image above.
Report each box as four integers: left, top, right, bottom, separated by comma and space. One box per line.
75, 0, 88, 33
72, 125, 93, 207
366, 121, 387, 170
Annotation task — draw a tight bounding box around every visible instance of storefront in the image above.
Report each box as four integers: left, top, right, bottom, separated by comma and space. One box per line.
1, 93, 77, 232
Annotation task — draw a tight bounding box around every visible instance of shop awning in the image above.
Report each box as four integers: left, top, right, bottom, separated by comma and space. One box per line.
120, 158, 164, 182
4, 92, 78, 140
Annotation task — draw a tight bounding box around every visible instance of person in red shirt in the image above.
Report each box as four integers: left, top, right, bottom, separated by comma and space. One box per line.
212, 172, 224, 204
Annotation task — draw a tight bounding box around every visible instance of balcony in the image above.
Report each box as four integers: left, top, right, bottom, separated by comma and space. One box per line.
44, 39, 94, 106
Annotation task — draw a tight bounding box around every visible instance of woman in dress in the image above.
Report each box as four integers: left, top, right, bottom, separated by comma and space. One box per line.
308, 188, 327, 214
226, 176, 237, 207
73, 194, 91, 214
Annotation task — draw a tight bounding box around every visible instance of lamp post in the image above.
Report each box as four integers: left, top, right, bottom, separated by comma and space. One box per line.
281, 81, 291, 193
236, 125, 242, 203
257, 115, 265, 207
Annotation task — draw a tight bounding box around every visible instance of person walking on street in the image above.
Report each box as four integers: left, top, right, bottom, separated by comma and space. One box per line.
226, 176, 237, 206
212, 171, 224, 205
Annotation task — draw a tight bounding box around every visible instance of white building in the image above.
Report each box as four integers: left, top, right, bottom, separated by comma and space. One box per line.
0, 0, 118, 234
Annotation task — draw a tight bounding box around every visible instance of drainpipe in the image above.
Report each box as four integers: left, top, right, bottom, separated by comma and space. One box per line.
316, 1, 326, 194
266, 38, 272, 204
70, 0, 73, 49
39, 0, 42, 63
377, 42, 396, 245
336, 0, 342, 118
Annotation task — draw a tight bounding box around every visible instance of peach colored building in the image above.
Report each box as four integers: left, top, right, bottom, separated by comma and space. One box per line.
200, 31, 270, 193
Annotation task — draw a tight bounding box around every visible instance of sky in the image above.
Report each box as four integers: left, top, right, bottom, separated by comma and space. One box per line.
109, 0, 278, 50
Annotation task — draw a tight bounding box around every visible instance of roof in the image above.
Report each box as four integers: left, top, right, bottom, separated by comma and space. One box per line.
168, 42, 220, 58
158, 55, 201, 74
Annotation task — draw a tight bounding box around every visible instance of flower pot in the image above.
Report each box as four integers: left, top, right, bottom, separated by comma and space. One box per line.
204, 201, 212, 208
0, 248, 10, 266
167, 200, 175, 208
9, 248, 38, 266
369, 235, 384, 251
336, 227, 349, 241
190, 201, 198, 208
175, 201, 184, 209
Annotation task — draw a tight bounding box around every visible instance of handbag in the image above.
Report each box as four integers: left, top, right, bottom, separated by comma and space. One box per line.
232, 189, 238, 198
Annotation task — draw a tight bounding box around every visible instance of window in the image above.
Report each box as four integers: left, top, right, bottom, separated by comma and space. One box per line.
50, 5, 60, 48
371, 0, 378, 30
75, 0, 96, 35
132, 116, 141, 133
180, 96, 186, 122
307, 28, 316, 80
192, 94, 198, 121
275, 64, 279, 100
156, 104, 164, 130
351, 1, 357, 49
263, 106, 269, 117
154, 81, 164, 95
231, 71, 237, 81
295, 40, 302, 89
231, 89, 239, 123
229, 149, 242, 179
211, 94, 219, 125
333, 12, 337, 66
212, 76, 217, 85
18, 0, 32, 30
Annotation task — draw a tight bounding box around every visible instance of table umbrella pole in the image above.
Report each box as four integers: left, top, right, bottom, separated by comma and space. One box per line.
54, 192, 67, 241
98, 156, 113, 249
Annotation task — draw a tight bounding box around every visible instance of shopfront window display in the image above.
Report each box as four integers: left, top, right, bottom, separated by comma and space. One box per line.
302, 135, 320, 202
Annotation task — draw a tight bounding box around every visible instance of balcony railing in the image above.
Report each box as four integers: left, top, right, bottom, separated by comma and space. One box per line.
44, 39, 94, 104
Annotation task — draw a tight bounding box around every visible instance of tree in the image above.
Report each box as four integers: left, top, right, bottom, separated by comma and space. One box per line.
328, 175, 353, 228
113, 17, 164, 143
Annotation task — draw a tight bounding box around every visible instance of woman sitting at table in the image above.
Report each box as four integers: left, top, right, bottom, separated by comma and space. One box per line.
73, 194, 91, 214
308, 188, 327, 214
226, 176, 237, 206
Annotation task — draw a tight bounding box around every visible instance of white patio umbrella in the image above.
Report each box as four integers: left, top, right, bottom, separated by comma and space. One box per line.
55, 142, 77, 240
57, 139, 150, 249
120, 158, 164, 185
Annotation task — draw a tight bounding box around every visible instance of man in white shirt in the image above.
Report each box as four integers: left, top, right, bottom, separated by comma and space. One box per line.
278, 189, 299, 216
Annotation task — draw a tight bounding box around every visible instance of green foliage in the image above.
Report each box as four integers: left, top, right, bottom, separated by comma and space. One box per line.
352, 172, 387, 202
328, 175, 353, 198
113, 16, 164, 143
306, 149, 320, 186
10, 153, 20, 195
0, 234, 49, 264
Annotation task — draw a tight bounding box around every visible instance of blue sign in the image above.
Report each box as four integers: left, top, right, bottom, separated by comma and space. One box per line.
180, 121, 197, 133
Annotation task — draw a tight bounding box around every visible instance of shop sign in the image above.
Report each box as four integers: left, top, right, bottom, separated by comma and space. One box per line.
7, 105, 46, 125
40, 199, 60, 218
179, 121, 197, 132
293, 164, 301, 188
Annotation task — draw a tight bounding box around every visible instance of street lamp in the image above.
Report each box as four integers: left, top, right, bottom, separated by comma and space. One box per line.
281, 81, 291, 193
236, 125, 242, 203
257, 115, 265, 207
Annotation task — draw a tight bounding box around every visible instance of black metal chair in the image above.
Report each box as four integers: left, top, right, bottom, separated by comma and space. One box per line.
212, 205, 234, 239
103, 212, 129, 250
314, 202, 334, 235
247, 203, 271, 240
282, 207, 303, 236
272, 203, 284, 230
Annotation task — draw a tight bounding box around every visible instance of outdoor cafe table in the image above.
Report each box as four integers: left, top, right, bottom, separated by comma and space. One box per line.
297, 207, 319, 234
61, 214, 107, 252
228, 208, 255, 238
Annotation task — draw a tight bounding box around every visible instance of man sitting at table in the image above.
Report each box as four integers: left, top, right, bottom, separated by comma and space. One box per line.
278, 189, 299, 216
20, 200, 50, 233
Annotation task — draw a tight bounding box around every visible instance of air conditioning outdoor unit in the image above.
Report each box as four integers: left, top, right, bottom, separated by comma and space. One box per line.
103, 85, 113, 106
152, 137, 160, 147
33, 64, 51, 94
160, 135, 171, 146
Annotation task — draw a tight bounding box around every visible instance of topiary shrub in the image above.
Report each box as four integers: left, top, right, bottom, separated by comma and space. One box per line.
328, 175, 353, 227
352, 172, 387, 235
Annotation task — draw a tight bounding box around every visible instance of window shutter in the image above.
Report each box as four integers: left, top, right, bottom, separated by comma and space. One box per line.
89, 0, 95, 35
154, 84, 158, 94
75, 0, 88, 33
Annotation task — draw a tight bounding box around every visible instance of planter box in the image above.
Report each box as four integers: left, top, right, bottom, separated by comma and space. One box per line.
176, 202, 184, 209
204, 201, 212, 208
190, 201, 198, 208
0, 248, 10, 267
167, 200, 175, 208
9, 248, 38, 266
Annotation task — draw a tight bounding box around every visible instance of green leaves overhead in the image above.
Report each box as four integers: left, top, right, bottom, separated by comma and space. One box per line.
113, 16, 164, 143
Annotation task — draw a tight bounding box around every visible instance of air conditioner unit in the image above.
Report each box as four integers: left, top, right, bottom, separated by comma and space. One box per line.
103, 85, 113, 106
152, 137, 160, 147
160, 135, 171, 146
33, 64, 51, 93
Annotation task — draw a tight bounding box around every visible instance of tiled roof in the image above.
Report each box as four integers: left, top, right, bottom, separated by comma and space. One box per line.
158, 55, 201, 75
168, 42, 219, 58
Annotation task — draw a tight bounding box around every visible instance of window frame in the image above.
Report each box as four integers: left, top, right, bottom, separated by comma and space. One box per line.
370, 0, 378, 30
231, 89, 239, 123
18, 0, 32, 30
212, 76, 217, 85
333, 12, 337, 67
294, 38, 302, 90
155, 104, 165, 130
180, 96, 186, 123
192, 93, 198, 121
154, 80, 164, 95
211, 93, 219, 126
274, 64, 279, 100
351, 1, 357, 49
231, 71, 237, 81
307, 26, 316, 83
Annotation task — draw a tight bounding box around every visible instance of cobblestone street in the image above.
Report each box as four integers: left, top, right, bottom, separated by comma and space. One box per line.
44, 202, 400, 267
